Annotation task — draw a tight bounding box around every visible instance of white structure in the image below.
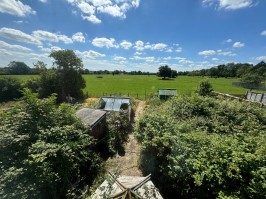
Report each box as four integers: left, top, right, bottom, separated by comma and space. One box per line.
92, 173, 163, 199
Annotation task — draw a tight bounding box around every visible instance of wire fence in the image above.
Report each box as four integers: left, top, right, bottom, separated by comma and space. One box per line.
84, 92, 157, 100
232, 82, 266, 91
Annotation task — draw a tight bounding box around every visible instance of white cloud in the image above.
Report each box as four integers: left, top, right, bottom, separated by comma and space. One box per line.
174, 57, 187, 60
178, 59, 193, 64
120, 40, 132, 49
134, 41, 170, 51
220, 0, 254, 10
50, 46, 63, 51
32, 30, 73, 44
0, 0, 36, 17
226, 38, 232, 43
38, 45, 63, 53
175, 47, 182, 53
212, 58, 219, 61
203, 0, 255, 10
92, 37, 118, 48
132, 0, 140, 7
77, 1, 95, 15
98, 5, 125, 18
260, 30, 266, 36
14, 20, 24, 24
0, 40, 31, 51
113, 56, 127, 61
134, 52, 142, 55
150, 43, 168, 51
0, 49, 12, 56
233, 41, 245, 48
135, 40, 144, 51
89, 0, 112, 7
32, 30, 58, 42
256, 56, 266, 61
72, 32, 85, 43
198, 50, 216, 56
82, 14, 101, 24
39, 0, 48, 3
132, 56, 156, 63
58, 35, 73, 44
82, 50, 106, 59
0, 27, 41, 45
67, 0, 141, 24
217, 50, 236, 56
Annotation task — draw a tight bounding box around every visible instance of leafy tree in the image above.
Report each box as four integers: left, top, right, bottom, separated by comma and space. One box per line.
206, 67, 219, 77
0, 77, 22, 102
196, 80, 214, 96
38, 69, 58, 98
7, 61, 31, 75
49, 50, 86, 101
236, 64, 251, 77
158, 65, 172, 79
0, 89, 102, 199
171, 70, 178, 78
241, 73, 264, 85
33, 61, 47, 74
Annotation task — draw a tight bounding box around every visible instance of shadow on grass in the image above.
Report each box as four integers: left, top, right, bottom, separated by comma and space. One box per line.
158, 78, 175, 81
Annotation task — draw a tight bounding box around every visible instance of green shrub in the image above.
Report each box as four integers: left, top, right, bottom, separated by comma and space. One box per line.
106, 111, 130, 154
135, 95, 266, 198
196, 80, 214, 96
0, 89, 102, 199
0, 77, 22, 102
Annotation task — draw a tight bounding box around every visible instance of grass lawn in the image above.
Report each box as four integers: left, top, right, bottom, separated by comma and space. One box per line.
82, 75, 247, 99
1, 74, 247, 99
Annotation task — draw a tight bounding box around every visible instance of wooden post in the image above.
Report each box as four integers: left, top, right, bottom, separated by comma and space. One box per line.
145, 88, 146, 100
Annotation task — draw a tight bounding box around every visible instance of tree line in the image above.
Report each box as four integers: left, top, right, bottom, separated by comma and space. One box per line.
180, 61, 266, 84
0, 61, 155, 76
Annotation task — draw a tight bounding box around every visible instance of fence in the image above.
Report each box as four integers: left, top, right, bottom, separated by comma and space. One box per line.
245, 91, 266, 104
85, 92, 157, 100
232, 82, 266, 91
213, 91, 266, 106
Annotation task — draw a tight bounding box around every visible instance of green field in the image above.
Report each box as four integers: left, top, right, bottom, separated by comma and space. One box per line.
2, 74, 248, 99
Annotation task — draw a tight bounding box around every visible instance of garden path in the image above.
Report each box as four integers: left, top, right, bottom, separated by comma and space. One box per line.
106, 100, 145, 176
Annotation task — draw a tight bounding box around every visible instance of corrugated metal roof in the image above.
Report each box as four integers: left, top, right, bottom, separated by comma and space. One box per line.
76, 108, 106, 127
158, 88, 177, 96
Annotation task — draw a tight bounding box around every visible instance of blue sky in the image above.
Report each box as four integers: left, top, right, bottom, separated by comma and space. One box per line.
0, 0, 266, 72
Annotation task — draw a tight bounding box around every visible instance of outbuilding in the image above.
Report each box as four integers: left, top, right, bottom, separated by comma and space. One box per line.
91, 173, 163, 199
98, 96, 131, 116
76, 108, 106, 139
158, 88, 177, 100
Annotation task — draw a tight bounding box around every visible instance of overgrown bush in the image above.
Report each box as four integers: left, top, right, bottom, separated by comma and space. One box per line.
107, 111, 130, 153
0, 77, 22, 102
106, 111, 130, 154
0, 89, 102, 199
196, 80, 214, 96
135, 95, 266, 198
